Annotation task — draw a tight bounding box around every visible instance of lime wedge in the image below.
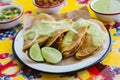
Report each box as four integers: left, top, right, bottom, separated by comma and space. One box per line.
41, 47, 62, 64
29, 43, 44, 62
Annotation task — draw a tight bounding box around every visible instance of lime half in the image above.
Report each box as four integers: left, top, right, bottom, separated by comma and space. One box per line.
41, 47, 62, 64
29, 43, 44, 62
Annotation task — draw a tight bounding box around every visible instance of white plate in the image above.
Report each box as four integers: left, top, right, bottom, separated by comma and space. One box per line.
13, 28, 111, 73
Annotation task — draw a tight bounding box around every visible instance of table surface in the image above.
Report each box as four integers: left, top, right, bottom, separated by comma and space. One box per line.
0, 0, 120, 80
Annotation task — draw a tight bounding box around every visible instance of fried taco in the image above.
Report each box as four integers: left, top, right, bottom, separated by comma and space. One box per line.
60, 27, 87, 57
75, 19, 106, 59
23, 13, 56, 51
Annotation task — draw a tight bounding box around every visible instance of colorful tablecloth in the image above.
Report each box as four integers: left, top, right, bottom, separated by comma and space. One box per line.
1, 0, 120, 80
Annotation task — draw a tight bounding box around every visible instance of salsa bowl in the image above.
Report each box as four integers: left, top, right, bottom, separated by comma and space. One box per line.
90, 0, 120, 22
33, 0, 65, 13
0, 5, 23, 29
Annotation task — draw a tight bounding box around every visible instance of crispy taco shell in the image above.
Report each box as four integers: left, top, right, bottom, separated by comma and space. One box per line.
33, 13, 55, 25
61, 27, 87, 57
45, 29, 69, 47
75, 35, 99, 59
23, 36, 49, 51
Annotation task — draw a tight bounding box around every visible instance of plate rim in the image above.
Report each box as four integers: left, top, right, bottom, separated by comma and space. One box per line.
12, 27, 112, 74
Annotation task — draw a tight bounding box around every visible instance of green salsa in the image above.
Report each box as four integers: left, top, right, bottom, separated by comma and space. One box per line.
0, 7, 21, 22
92, 0, 120, 13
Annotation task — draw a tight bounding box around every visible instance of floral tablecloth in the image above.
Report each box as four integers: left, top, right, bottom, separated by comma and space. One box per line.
0, 0, 120, 80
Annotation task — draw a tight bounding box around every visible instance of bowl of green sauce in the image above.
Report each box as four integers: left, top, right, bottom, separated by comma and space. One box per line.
90, 0, 120, 22
0, 5, 23, 29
